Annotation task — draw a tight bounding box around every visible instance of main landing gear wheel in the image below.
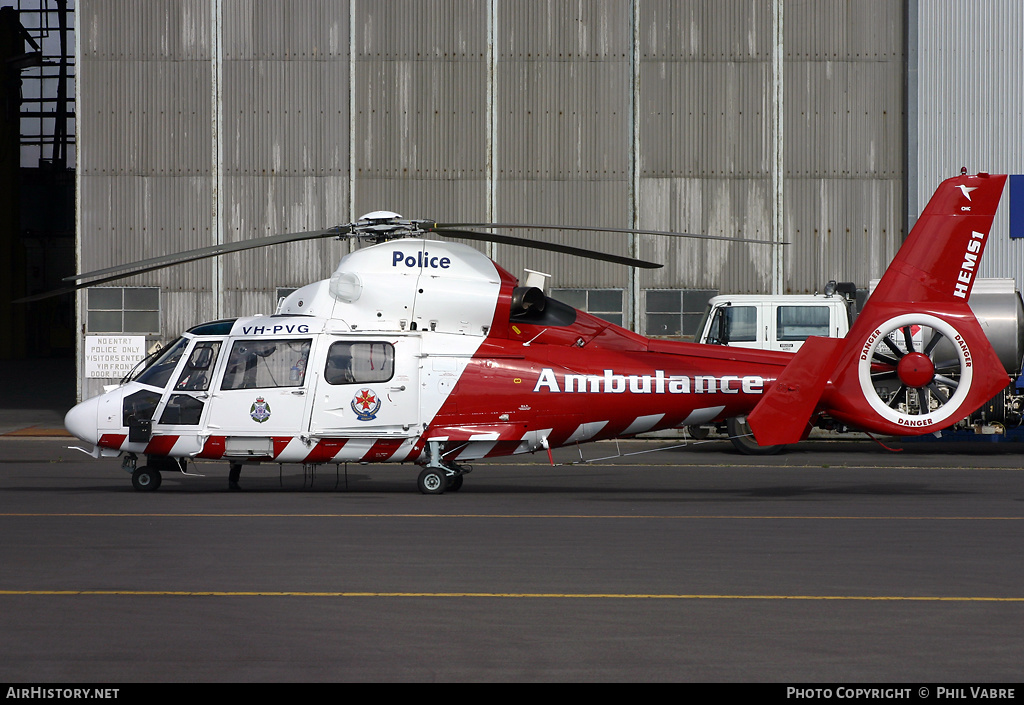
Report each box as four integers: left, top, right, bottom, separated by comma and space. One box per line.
131, 466, 162, 492
858, 313, 974, 428
417, 467, 447, 495
727, 416, 784, 455
686, 425, 710, 440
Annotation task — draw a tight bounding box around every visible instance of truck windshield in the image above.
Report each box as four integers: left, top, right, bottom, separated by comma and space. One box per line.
706, 306, 756, 345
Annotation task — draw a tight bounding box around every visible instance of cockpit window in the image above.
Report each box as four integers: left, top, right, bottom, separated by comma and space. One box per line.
221, 339, 311, 390
132, 337, 189, 389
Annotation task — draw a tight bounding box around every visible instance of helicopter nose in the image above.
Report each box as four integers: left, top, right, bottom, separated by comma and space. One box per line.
64, 396, 101, 445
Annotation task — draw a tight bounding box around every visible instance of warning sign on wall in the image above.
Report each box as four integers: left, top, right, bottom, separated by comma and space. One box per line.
84, 336, 147, 379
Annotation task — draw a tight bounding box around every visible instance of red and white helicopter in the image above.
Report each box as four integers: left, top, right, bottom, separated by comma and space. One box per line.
50, 172, 1009, 492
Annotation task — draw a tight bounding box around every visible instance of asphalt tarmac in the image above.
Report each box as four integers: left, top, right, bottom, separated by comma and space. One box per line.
1, 434, 1022, 684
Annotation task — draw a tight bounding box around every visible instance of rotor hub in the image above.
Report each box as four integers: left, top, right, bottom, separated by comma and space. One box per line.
896, 351, 935, 388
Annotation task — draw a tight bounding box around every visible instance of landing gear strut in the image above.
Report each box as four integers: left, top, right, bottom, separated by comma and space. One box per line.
123, 453, 183, 491
418, 440, 471, 494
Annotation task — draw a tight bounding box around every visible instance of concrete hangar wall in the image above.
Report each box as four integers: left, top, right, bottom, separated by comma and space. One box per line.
76, 0, 906, 396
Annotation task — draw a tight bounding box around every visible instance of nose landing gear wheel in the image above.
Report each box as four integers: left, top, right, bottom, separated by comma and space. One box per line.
858, 313, 974, 428
131, 466, 162, 492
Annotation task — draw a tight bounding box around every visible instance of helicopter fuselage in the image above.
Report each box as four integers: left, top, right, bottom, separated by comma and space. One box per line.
65, 239, 791, 468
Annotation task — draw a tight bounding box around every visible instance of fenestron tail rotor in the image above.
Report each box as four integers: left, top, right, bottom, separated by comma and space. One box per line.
858, 314, 973, 427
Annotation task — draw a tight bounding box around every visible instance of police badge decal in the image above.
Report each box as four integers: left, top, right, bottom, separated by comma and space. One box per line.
351, 388, 381, 421
250, 396, 272, 423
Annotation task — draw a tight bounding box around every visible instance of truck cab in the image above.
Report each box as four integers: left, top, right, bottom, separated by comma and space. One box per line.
696, 288, 854, 352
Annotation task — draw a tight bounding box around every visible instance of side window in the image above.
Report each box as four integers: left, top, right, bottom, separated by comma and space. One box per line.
221, 339, 311, 390
159, 395, 205, 425
122, 389, 162, 426
325, 342, 395, 385
777, 306, 830, 341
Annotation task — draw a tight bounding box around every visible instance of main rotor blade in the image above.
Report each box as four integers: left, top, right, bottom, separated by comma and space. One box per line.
62, 228, 344, 283
429, 222, 784, 246
14, 228, 345, 303
428, 227, 662, 269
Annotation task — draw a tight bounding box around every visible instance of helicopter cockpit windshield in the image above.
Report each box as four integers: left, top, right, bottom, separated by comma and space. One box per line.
130, 337, 189, 388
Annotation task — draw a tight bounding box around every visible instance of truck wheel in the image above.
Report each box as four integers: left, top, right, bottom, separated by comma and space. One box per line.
727, 417, 785, 455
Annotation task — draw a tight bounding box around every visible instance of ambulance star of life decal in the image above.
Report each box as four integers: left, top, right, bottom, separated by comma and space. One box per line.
250, 396, 271, 423
351, 388, 381, 421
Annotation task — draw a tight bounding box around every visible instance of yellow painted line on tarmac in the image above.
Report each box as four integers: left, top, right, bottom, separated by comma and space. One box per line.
1, 590, 1023, 602
1, 512, 1023, 520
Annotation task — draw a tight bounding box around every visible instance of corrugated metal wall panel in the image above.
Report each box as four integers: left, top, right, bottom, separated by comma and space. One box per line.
222, 60, 349, 176
220, 175, 349, 295
500, 0, 629, 60
350, 0, 487, 226
641, 0, 771, 60
783, 177, 902, 293
81, 0, 211, 60
354, 178, 485, 223
494, 0, 631, 286
786, 0, 902, 61
355, 0, 487, 59
79, 60, 211, 176
78, 0, 218, 360
353, 59, 487, 181
79, 175, 216, 289
496, 59, 630, 181
914, 0, 1024, 289
782, 0, 905, 295
223, 0, 350, 59
636, 0, 773, 297
638, 177, 771, 292
638, 60, 771, 178
785, 60, 903, 178
493, 180, 631, 288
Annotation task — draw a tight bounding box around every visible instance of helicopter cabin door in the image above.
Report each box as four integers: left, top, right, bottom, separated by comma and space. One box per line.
200, 335, 316, 455
308, 335, 421, 438
147, 337, 224, 455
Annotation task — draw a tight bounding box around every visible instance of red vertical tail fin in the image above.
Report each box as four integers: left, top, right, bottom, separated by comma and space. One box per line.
749, 172, 1009, 443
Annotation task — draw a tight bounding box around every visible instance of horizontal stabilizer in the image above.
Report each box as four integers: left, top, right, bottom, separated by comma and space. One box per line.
747, 336, 846, 446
